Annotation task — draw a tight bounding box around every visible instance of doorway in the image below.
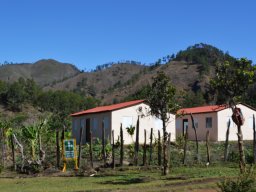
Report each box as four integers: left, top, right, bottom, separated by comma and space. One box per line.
183, 119, 188, 136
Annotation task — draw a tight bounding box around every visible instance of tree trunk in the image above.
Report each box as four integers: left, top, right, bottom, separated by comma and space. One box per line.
13, 134, 24, 172
206, 130, 210, 164
56, 127, 60, 168
120, 124, 124, 167
134, 116, 140, 166
102, 120, 106, 166
11, 134, 16, 170
143, 129, 147, 166
183, 131, 188, 165
162, 120, 169, 175
224, 119, 231, 162
158, 130, 162, 166
237, 125, 246, 173
149, 128, 153, 165
38, 135, 45, 164
167, 133, 171, 171
190, 113, 199, 163
253, 115, 256, 164
78, 126, 83, 167
89, 131, 93, 168
112, 130, 115, 169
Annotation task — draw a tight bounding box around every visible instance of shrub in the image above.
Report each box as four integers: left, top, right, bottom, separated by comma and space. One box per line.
218, 168, 256, 192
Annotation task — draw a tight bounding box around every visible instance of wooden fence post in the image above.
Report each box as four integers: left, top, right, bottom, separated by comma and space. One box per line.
206, 130, 210, 164
78, 126, 84, 167
112, 130, 115, 169
158, 130, 162, 166
167, 133, 171, 169
149, 128, 153, 165
224, 119, 231, 162
183, 131, 188, 165
102, 120, 106, 166
120, 124, 124, 167
89, 131, 93, 168
143, 129, 147, 166
56, 127, 60, 168
134, 116, 140, 166
190, 113, 199, 163
11, 134, 16, 170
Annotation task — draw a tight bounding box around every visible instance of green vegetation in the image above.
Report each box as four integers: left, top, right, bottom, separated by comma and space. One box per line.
0, 165, 240, 192
147, 71, 179, 175
175, 43, 235, 76
218, 168, 256, 192
1, 44, 256, 191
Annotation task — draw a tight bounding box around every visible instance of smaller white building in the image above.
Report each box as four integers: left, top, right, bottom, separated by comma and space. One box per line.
176, 103, 256, 141
71, 100, 176, 145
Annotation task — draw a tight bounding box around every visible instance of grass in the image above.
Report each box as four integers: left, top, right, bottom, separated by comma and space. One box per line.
0, 164, 240, 192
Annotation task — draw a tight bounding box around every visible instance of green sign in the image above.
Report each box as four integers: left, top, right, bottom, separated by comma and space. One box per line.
63, 139, 77, 159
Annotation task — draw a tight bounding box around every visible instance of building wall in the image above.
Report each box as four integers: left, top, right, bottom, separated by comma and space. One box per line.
72, 103, 176, 145
217, 104, 256, 141
176, 104, 256, 142
111, 103, 176, 144
176, 112, 218, 141
72, 112, 112, 144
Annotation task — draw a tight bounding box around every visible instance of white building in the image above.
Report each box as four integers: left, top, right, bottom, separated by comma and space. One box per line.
176, 103, 256, 141
71, 100, 176, 145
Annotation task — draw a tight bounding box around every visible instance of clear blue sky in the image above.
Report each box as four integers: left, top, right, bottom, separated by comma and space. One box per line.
0, 0, 255, 70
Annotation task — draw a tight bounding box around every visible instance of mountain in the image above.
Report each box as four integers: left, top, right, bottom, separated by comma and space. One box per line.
0, 59, 80, 86
0, 43, 240, 105
46, 43, 232, 104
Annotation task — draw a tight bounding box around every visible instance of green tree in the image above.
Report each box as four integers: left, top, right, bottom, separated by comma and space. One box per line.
181, 91, 206, 108
6, 80, 26, 111
0, 80, 8, 104
37, 90, 92, 168
211, 58, 256, 173
147, 71, 179, 175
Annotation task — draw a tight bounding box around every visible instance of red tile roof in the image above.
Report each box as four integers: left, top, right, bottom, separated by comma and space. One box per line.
177, 105, 228, 115
71, 100, 145, 117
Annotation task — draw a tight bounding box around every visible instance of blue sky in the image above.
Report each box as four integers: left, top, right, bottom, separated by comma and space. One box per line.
0, 0, 255, 70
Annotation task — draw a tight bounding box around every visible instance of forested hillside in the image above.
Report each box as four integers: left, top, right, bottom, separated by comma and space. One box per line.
0, 43, 255, 115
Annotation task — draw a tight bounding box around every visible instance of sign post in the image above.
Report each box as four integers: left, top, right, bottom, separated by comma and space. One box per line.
62, 139, 78, 172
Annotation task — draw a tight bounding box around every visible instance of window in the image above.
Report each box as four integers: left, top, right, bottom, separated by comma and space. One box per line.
206, 117, 212, 128
122, 116, 133, 129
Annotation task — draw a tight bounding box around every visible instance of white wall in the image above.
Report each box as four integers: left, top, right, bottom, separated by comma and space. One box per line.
111, 103, 176, 144
217, 104, 256, 141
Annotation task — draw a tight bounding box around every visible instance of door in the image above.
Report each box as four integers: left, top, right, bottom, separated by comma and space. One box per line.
183, 119, 188, 136
86, 118, 90, 142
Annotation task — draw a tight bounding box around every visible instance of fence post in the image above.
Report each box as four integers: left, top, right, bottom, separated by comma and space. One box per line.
158, 130, 162, 166
120, 124, 124, 167
149, 128, 153, 165
143, 129, 147, 166
112, 130, 115, 169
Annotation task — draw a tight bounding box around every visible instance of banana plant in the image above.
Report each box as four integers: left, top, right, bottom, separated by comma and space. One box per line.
22, 125, 38, 160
